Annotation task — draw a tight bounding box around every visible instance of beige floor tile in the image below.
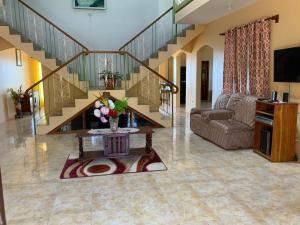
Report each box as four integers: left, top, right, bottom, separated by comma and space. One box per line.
0, 108, 299, 225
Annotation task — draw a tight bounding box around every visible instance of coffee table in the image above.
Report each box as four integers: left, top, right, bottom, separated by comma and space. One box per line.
76, 127, 153, 164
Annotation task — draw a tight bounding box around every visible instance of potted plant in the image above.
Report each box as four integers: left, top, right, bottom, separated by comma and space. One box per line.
99, 70, 123, 90
93, 94, 128, 132
7, 86, 23, 119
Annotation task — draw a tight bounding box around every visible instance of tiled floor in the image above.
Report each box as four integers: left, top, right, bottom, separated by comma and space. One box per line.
0, 108, 300, 225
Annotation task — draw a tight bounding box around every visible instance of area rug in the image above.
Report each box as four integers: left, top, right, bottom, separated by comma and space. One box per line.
60, 150, 167, 179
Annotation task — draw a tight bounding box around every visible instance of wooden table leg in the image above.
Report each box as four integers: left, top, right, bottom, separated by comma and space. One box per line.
146, 131, 152, 153
78, 136, 84, 164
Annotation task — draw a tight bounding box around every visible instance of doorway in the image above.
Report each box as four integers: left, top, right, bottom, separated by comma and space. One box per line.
180, 66, 186, 105
201, 61, 209, 101
196, 45, 213, 108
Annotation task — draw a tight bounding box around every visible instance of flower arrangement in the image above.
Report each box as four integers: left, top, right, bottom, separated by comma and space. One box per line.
94, 94, 128, 131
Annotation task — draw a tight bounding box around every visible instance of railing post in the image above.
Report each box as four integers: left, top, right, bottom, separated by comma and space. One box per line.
31, 90, 36, 135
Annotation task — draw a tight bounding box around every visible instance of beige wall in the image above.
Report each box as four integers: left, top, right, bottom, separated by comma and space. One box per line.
186, 0, 300, 155
0, 48, 35, 123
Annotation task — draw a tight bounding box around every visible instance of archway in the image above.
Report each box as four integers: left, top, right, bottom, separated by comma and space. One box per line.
196, 45, 214, 108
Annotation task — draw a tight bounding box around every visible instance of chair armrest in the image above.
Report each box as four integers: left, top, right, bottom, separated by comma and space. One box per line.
190, 108, 212, 115
201, 110, 234, 120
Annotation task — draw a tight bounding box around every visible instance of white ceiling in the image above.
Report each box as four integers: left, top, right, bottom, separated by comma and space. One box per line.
176, 0, 258, 24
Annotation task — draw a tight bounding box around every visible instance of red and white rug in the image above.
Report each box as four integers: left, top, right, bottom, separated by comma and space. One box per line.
60, 150, 167, 179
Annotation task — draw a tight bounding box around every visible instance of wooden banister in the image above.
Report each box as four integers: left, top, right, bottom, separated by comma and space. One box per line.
25, 50, 179, 94
119, 7, 173, 50
18, 0, 89, 50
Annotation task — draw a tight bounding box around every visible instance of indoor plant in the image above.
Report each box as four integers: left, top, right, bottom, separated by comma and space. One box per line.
99, 70, 123, 90
94, 94, 128, 132
7, 86, 23, 118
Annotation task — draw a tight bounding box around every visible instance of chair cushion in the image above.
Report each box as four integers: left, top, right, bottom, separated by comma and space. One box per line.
226, 93, 245, 122
213, 94, 231, 110
190, 108, 212, 115
201, 110, 234, 121
240, 95, 257, 128
210, 120, 252, 134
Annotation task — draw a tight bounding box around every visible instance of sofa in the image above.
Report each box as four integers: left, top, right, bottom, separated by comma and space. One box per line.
190, 93, 257, 150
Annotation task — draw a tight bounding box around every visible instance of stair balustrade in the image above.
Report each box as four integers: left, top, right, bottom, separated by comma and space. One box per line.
0, 0, 88, 65
25, 51, 178, 133
119, 7, 193, 66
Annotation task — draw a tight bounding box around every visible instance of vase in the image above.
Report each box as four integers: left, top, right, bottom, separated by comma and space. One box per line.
109, 117, 119, 132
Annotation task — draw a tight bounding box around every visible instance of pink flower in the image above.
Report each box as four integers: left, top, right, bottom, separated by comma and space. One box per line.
94, 100, 102, 108
100, 106, 109, 115
100, 117, 108, 123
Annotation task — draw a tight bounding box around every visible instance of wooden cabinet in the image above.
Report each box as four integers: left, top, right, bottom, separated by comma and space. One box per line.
0, 169, 6, 225
254, 101, 298, 162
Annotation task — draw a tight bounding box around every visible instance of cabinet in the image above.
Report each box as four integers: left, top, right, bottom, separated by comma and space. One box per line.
254, 101, 298, 162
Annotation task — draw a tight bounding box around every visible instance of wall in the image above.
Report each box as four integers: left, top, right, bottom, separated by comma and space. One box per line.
0, 48, 35, 123
159, 0, 173, 14
186, 0, 300, 155
24, 0, 164, 50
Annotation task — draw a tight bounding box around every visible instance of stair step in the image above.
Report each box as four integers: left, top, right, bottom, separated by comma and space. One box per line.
9, 27, 20, 35
176, 30, 187, 38
143, 59, 149, 66
185, 24, 196, 31
56, 59, 64, 66
133, 66, 140, 73
33, 43, 43, 51
166, 38, 177, 45
150, 52, 159, 59
0, 21, 8, 26
20, 35, 31, 43
158, 45, 168, 52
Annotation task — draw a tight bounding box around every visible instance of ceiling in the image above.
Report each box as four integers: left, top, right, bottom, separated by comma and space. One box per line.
176, 0, 258, 24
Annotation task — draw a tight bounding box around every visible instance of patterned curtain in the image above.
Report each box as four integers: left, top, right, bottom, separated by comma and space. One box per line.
223, 30, 236, 94
235, 26, 248, 94
223, 19, 271, 97
249, 20, 271, 97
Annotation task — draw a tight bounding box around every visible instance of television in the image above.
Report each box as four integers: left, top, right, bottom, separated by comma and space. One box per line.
274, 46, 300, 82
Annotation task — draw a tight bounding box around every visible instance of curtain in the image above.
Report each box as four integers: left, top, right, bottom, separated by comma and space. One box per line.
235, 26, 248, 94
223, 19, 271, 97
223, 30, 236, 94
249, 20, 271, 97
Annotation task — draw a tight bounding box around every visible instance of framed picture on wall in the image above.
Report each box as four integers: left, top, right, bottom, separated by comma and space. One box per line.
73, 0, 106, 10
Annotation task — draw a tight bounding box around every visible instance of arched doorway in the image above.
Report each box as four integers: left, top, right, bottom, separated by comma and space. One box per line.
196, 45, 213, 108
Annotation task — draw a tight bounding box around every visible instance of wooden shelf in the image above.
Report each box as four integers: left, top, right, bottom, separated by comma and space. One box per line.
254, 101, 298, 162
256, 110, 274, 117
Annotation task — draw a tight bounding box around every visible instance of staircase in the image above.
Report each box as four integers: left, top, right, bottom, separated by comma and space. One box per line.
28, 51, 176, 134
119, 7, 205, 69
0, 0, 88, 92
0, 1, 199, 134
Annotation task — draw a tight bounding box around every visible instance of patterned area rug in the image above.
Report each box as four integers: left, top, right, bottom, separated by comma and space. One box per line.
60, 150, 167, 179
